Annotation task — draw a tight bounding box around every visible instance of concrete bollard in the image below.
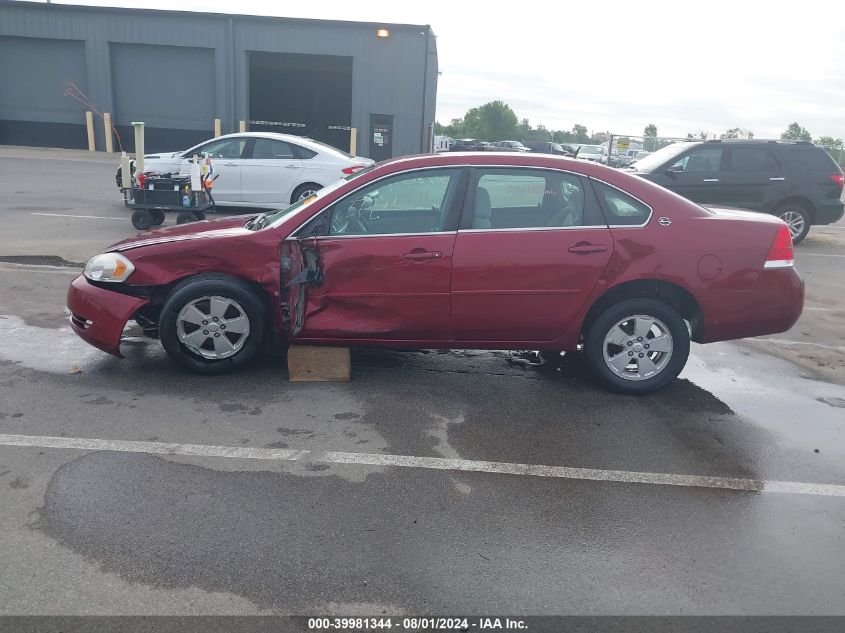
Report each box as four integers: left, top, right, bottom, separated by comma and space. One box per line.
239, 120, 246, 133
103, 112, 114, 153
349, 127, 357, 155
120, 152, 131, 189
85, 111, 95, 151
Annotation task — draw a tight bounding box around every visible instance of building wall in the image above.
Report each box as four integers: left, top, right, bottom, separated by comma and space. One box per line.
0, 1, 437, 158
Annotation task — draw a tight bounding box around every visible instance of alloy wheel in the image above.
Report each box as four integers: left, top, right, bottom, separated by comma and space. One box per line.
176, 295, 251, 360
779, 210, 806, 241
602, 314, 674, 381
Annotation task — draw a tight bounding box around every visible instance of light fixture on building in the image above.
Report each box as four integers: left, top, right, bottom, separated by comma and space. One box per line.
376, 28, 389, 38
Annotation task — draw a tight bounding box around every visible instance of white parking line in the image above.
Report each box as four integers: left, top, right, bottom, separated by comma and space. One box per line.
760, 338, 845, 352
803, 307, 833, 312
30, 212, 124, 221
0, 433, 843, 497
0, 263, 80, 275
800, 253, 845, 259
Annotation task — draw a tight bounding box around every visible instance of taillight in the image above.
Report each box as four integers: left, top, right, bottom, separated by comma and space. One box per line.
342, 165, 367, 175
831, 174, 844, 190
763, 223, 794, 269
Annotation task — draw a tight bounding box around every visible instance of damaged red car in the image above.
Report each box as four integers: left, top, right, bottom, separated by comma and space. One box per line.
67, 153, 803, 393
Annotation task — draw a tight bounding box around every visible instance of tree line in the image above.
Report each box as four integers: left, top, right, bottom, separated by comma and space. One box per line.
434, 102, 844, 153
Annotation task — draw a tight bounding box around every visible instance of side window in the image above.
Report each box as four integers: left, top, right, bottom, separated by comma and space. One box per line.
192, 138, 247, 159
250, 138, 295, 159
293, 145, 318, 159
791, 148, 839, 171
471, 169, 598, 229
592, 181, 652, 226
669, 147, 723, 173
328, 169, 461, 236
730, 148, 780, 172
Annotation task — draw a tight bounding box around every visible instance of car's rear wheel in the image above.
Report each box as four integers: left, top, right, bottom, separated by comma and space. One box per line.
159, 275, 266, 375
584, 298, 690, 394
775, 203, 811, 244
291, 183, 322, 204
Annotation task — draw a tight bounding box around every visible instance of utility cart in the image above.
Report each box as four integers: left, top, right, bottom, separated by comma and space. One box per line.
123, 173, 216, 230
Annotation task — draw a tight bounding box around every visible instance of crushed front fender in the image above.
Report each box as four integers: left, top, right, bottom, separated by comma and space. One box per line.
67, 275, 150, 358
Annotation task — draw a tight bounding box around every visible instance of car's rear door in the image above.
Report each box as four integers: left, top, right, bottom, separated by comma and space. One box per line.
284, 167, 467, 343
719, 146, 785, 210
241, 137, 304, 205
450, 167, 612, 343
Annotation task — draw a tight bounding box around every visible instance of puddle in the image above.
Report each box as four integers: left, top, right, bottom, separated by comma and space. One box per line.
0, 314, 105, 373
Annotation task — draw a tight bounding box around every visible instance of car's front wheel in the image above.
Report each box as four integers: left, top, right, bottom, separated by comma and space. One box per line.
159, 275, 266, 374
584, 298, 690, 394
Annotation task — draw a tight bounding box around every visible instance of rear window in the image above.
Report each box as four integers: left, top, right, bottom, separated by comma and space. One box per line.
729, 148, 780, 172
592, 181, 652, 226
790, 147, 839, 171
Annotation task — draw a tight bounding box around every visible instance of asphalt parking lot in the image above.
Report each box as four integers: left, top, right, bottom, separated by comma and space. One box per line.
1, 146, 844, 617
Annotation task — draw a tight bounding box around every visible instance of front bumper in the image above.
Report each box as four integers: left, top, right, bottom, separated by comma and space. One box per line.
67, 275, 150, 357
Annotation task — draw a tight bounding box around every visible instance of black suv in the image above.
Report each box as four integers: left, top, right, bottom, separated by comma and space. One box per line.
629, 139, 844, 243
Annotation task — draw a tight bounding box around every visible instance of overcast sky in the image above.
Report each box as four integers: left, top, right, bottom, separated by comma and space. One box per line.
51, 0, 845, 140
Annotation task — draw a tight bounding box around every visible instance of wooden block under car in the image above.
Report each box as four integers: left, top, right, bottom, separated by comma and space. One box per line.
287, 345, 351, 382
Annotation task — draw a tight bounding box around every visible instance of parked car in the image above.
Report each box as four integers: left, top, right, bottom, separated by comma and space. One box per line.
598, 147, 622, 166
115, 132, 373, 207
524, 141, 574, 156
494, 141, 532, 152
477, 141, 496, 151
628, 139, 845, 243
622, 150, 651, 167
575, 145, 603, 161
450, 139, 479, 152
70, 153, 803, 394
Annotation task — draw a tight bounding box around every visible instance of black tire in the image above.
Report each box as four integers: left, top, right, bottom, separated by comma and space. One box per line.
194, 210, 207, 221
176, 211, 197, 224
151, 209, 166, 226
291, 182, 322, 204
131, 209, 154, 231
159, 275, 266, 375
775, 203, 811, 244
584, 298, 690, 395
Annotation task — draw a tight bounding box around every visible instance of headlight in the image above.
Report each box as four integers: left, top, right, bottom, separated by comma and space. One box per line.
83, 252, 135, 283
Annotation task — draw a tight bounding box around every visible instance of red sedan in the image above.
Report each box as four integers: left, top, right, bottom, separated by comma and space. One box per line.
67, 153, 803, 393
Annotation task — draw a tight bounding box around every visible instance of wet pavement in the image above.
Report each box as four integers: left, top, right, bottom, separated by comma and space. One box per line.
1, 147, 844, 616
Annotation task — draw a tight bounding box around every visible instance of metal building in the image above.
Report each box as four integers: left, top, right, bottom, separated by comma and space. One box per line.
0, 1, 438, 159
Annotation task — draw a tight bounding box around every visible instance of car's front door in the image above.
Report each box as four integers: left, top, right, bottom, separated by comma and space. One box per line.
450, 168, 613, 343
241, 137, 304, 205
285, 167, 466, 342
192, 137, 248, 203
660, 146, 725, 205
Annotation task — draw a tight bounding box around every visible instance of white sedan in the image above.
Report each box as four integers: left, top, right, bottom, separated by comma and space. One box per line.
117, 132, 374, 208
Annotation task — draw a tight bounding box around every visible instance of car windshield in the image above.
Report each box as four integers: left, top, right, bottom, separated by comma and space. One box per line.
256, 165, 376, 229
631, 143, 694, 171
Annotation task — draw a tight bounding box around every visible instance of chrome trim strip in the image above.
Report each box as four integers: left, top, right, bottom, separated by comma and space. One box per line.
458, 225, 607, 233
763, 259, 794, 269
315, 231, 457, 240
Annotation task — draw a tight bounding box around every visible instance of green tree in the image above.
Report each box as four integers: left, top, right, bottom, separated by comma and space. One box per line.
643, 123, 658, 151
462, 101, 519, 140
781, 122, 812, 142
572, 124, 589, 144
815, 136, 843, 148
686, 130, 709, 141
721, 127, 754, 139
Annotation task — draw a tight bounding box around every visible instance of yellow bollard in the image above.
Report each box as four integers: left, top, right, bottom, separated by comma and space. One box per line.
239, 120, 246, 133
214, 118, 222, 137
85, 111, 95, 151
103, 112, 114, 153
349, 128, 357, 155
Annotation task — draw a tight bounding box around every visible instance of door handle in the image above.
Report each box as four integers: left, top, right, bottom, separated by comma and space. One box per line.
568, 243, 608, 254
769, 177, 785, 181
702, 178, 719, 182
285, 165, 300, 169
223, 162, 238, 166
403, 249, 443, 261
